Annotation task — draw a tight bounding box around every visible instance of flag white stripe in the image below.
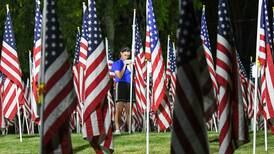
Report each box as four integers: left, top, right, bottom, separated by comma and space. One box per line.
44, 90, 74, 135
3, 42, 18, 58
1, 51, 20, 72
45, 69, 71, 109
45, 51, 67, 83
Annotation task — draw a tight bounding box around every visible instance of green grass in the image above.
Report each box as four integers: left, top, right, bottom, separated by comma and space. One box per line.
0, 131, 273, 153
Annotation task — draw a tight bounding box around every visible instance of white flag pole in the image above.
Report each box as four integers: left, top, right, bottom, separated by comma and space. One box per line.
80, 2, 86, 131
105, 38, 113, 129
212, 114, 218, 132
23, 79, 30, 135
166, 35, 170, 83
29, 51, 34, 134
129, 9, 136, 134
264, 118, 268, 151
146, 62, 151, 154
16, 86, 23, 142
253, 0, 263, 153
40, 0, 47, 152
145, 0, 150, 153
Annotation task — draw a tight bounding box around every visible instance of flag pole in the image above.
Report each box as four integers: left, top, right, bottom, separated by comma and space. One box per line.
264, 118, 268, 151
166, 35, 170, 86
105, 38, 109, 62
6, 4, 23, 142
28, 51, 34, 134
23, 79, 30, 135
253, 0, 263, 153
40, 0, 47, 152
80, 2, 86, 130
145, 0, 150, 153
129, 9, 136, 134
146, 62, 150, 154
16, 86, 23, 142
76, 27, 81, 134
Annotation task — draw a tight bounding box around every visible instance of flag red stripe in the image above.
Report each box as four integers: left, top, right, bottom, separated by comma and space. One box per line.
43, 81, 74, 120
43, 97, 76, 144
46, 62, 70, 93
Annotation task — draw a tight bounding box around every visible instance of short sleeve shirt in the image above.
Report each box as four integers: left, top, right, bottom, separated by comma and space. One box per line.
112, 59, 131, 83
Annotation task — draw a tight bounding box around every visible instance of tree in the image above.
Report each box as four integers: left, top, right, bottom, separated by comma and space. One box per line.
0, 0, 179, 77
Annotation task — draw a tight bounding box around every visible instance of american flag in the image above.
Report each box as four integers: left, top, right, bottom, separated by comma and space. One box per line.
1, 74, 17, 121
171, 0, 209, 153
256, 0, 273, 119
73, 29, 82, 104
146, 0, 165, 112
134, 20, 146, 113
200, 5, 218, 101
0, 73, 6, 128
72, 29, 84, 130
29, 57, 40, 124
236, 54, 249, 116
106, 44, 115, 78
32, 0, 42, 103
0, 6, 23, 121
263, 0, 274, 118
41, 0, 76, 153
166, 36, 176, 104
131, 103, 143, 132
216, 0, 249, 153
100, 98, 113, 151
74, 3, 88, 105
215, 0, 235, 153
82, 0, 110, 145
0, 6, 23, 89
146, 0, 171, 131
246, 63, 255, 119
156, 94, 172, 131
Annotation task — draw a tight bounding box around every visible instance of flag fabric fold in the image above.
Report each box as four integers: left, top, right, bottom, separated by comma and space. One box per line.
171, 0, 209, 153
0, 6, 24, 121
41, 0, 77, 153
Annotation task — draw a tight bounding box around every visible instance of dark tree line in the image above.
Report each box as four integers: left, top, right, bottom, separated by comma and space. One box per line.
0, 0, 179, 78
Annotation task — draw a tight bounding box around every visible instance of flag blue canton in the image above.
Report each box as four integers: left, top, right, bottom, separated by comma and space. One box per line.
0, 72, 5, 82
135, 22, 143, 55
3, 11, 16, 49
168, 40, 176, 72
81, 6, 88, 41
261, 0, 272, 44
147, 0, 159, 52
236, 53, 247, 78
201, 8, 211, 51
74, 31, 81, 64
217, 1, 234, 45
45, 0, 66, 69
177, 0, 199, 65
85, 0, 103, 55
34, 2, 42, 43
108, 48, 113, 61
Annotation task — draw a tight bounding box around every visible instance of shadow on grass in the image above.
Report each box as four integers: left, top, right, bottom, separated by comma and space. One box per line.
22, 135, 39, 138
209, 138, 218, 143
73, 144, 90, 153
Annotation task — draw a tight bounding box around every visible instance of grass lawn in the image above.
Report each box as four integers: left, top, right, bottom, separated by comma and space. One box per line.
0, 131, 273, 153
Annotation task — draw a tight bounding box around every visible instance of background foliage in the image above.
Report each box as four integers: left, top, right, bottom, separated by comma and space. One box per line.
0, 0, 180, 79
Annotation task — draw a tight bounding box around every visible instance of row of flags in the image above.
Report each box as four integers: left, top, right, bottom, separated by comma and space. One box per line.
171, 0, 274, 154
0, 0, 273, 153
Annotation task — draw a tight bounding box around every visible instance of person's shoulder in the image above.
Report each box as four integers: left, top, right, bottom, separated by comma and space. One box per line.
113, 59, 122, 65
112, 59, 122, 69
